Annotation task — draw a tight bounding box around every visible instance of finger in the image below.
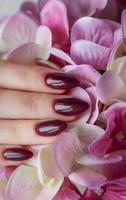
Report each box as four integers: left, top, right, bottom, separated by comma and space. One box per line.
0, 119, 67, 145
0, 61, 79, 93
0, 89, 89, 121
0, 145, 33, 166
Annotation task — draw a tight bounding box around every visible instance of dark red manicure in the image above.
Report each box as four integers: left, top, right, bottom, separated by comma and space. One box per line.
54, 98, 89, 116
35, 120, 67, 136
45, 73, 79, 89
3, 148, 33, 161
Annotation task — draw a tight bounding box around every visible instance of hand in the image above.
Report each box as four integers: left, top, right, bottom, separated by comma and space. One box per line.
0, 61, 88, 166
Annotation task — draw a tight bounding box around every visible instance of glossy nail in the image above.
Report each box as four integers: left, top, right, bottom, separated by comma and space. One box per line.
45, 73, 79, 89
54, 98, 89, 116
35, 120, 67, 136
3, 148, 33, 161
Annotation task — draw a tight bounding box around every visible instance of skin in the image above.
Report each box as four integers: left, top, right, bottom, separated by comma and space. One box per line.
0, 61, 78, 166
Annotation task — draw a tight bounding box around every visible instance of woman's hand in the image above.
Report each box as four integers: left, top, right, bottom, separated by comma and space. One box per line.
0, 61, 88, 166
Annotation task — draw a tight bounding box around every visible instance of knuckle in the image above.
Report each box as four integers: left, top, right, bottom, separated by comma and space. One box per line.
27, 95, 37, 115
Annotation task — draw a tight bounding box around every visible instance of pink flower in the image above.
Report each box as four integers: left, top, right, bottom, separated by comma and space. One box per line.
90, 103, 126, 157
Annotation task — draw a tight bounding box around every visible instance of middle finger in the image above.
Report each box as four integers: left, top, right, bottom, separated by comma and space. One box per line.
0, 89, 89, 121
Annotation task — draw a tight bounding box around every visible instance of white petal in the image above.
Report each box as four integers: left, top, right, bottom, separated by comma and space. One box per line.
35, 25, 52, 60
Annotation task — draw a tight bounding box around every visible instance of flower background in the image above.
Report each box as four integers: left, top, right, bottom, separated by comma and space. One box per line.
0, 0, 126, 200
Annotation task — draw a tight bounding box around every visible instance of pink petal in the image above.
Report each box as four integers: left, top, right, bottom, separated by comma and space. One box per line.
54, 132, 82, 176
107, 40, 124, 70
64, 0, 108, 25
102, 184, 126, 200
0, 12, 37, 53
96, 70, 125, 104
40, 0, 69, 46
38, 145, 63, 180
50, 47, 75, 65
89, 136, 112, 158
102, 150, 126, 182
113, 28, 122, 47
70, 40, 111, 70
76, 123, 104, 147
76, 153, 121, 166
3, 43, 40, 64
68, 87, 92, 123
103, 19, 121, 32
63, 64, 101, 85
90, 103, 126, 157
20, 1, 40, 24
69, 167, 107, 189
6, 165, 42, 200
86, 87, 99, 124
35, 25, 52, 60
71, 17, 114, 48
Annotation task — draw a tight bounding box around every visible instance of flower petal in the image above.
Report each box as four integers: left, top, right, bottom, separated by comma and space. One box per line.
3, 43, 40, 64
103, 184, 126, 200
86, 87, 99, 124
69, 167, 107, 189
50, 47, 75, 65
70, 40, 111, 70
0, 12, 37, 53
6, 165, 42, 200
40, 0, 69, 46
76, 153, 121, 166
63, 64, 101, 86
37, 178, 64, 200
111, 56, 126, 84
53, 188, 80, 200
68, 87, 92, 123
107, 40, 124, 70
71, 17, 114, 48
54, 132, 82, 176
38, 145, 63, 180
0, 167, 8, 200
76, 123, 104, 147
20, 1, 40, 24
35, 25, 52, 60
96, 70, 126, 104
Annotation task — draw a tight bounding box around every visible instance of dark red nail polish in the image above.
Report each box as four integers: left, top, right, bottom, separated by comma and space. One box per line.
45, 73, 79, 89
35, 120, 67, 136
3, 148, 33, 161
54, 98, 89, 116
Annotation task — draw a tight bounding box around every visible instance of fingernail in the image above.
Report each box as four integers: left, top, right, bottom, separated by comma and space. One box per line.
3, 148, 33, 161
35, 120, 67, 136
54, 98, 89, 116
45, 73, 79, 89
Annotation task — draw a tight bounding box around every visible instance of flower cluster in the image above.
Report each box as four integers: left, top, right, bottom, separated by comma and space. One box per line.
1, 0, 126, 200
